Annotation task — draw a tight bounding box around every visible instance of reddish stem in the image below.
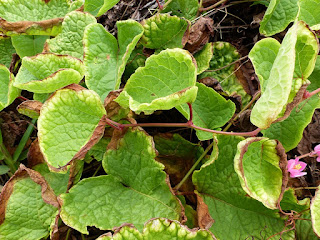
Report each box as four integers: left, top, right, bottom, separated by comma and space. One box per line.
305, 88, 320, 99
187, 102, 193, 126
18, 96, 28, 101
155, 0, 163, 10
117, 121, 261, 137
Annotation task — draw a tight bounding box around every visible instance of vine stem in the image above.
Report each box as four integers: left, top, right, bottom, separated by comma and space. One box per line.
199, 0, 228, 12
174, 141, 215, 191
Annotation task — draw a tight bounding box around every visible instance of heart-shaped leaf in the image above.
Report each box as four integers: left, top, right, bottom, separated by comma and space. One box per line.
84, 20, 144, 100
115, 48, 198, 114
38, 85, 106, 171
193, 135, 294, 239
11, 35, 49, 58
60, 128, 183, 234
234, 137, 287, 209
14, 53, 84, 93
0, 37, 16, 67
162, 0, 199, 20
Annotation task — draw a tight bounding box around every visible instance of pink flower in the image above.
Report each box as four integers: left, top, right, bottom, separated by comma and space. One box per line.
287, 158, 307, 178
314, 144, 320, 162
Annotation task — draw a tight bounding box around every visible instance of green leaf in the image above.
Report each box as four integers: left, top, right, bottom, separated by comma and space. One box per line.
298, 0, 320, 29
249, 38, 280, 91
162, 0, 199, 20
294, 21, 319, 80
33, 163, 70, 196
193, 135, 294, 239
60, 128, 183, 234
0, 37, 16, 68
38, 85, 106, 170
84, 0, 119, 17
115, 48, 197, 114
0, 0, 83, 36
311, 187, 320, 237
11, 35, 49, 58
259, 0, 299, 36
141, 14, 189, 50
14, 53, 84, 93
0, 165, 58, 240
98, 218, 214, 240
251, 23, 298, 129
84, 20, 144, 100
309, 56, 320, 101
234, 137, 286, 209
194, 43, 213, 74
0, 65, 20, 111
280, 188, 310, 212
262, 96, 320, 152
84, 137, 110, 163
296, 211, 319, 240
0, 165, 10, 175
177, 82, 235, 140
199, 42, 251, 106
46, 11, 97, 59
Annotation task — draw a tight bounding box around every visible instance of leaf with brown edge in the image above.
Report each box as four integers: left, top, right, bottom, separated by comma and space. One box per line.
0, 0, 83, 36
104, 89, 130, 121
17, 100, 42, 119
234, 137, 288, 210
38, 84, 106, 172
27, 138, 45, 168
196, 194, 214, 230
0, 164, 59, 240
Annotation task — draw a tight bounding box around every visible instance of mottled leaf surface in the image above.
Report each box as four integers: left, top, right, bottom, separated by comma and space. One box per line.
38, 86, 106, 169
84, 0, 120, 17
162, 0, 199, 20
193, 135, 294, 239
0, 166, 58, 240
0, 65, 20, 111
98, 218, 213, 240
84, 21, 143, 100
11, 35, 49, 58
0, 37, 16, 68
141, 14, 189, 50
14, 53, 84, 93
0, 0, 82, 35
259, 0, 299, 36
115, 48, 197, 114
177, 83, 235, 140
46, 11, 97, 59
234, 138, 284, 209
60, 129, 182, 234
199, 42, 250, 106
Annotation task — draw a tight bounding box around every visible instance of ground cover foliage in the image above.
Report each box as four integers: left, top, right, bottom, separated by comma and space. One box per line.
1, 0, 320, 239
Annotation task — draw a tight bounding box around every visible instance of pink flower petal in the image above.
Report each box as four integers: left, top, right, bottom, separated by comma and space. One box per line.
299, 161, 307, 170
317, 156, 320, 162
314, 144, 320, 153
290, 171, 307, 178
287, 159, 297, 169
